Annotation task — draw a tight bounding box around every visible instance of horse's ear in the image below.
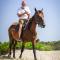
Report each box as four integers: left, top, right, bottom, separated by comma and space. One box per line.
41, 8, 43, 11
35, 8, 37, 12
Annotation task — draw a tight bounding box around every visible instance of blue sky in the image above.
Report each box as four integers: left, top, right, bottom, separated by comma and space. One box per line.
0, 0, 60, 42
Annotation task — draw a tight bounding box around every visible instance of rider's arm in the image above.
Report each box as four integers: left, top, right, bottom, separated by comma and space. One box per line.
25, 11, 30, 19
17, 8, 26, 17
24, 6, 31, 19
17, 12, 25, 17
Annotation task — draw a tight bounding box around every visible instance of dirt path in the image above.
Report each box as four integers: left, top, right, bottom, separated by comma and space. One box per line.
0, 49, 60, 60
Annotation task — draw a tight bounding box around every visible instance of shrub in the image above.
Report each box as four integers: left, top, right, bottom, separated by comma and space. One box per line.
16, 42, 22, 49
35, 42, 44, 50
0, 40, 60, 55
0, 42, 9, 55
25, 42, 32, 49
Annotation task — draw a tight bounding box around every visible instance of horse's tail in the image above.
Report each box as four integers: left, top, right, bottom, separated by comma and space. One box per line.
8, 25, 14, 42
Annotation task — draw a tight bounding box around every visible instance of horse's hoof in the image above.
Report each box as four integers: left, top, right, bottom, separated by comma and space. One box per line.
19, 55, 21, 58
35, 58, 37, 60
8, 54, 11, 58
13, 56, 15, 58
13, 57, 15, 59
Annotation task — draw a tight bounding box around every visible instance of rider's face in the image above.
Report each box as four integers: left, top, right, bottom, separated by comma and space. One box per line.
22, 2, 26, 7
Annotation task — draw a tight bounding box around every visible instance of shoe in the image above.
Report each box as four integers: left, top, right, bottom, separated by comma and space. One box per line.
15, 38, 21, 42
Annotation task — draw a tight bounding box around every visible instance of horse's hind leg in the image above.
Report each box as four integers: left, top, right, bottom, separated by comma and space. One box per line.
13, 41, 17, 58
8, 40, 13, 58
19, 42, 25, 58
32, 40, 37, 60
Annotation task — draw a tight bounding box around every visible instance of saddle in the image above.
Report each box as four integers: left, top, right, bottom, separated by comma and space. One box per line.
15, 20, 28, 32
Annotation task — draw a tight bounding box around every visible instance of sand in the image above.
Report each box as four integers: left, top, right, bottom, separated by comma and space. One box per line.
0, 49, 60, 60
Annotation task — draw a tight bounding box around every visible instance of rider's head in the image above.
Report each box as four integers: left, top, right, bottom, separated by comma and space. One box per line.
21, 1, 26, 7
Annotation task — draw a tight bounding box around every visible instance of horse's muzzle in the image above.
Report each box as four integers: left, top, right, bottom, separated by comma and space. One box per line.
42, 24, 45, 28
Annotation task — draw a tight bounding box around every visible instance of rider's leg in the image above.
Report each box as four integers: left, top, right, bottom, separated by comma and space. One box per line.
24, 20, 29, 30
18, 20, 24, 39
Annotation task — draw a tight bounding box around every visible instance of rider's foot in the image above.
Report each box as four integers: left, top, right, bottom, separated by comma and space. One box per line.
15, 38, 21, 42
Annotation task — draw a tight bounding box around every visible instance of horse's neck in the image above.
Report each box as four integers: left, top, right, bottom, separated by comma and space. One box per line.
30, 17, 36, 33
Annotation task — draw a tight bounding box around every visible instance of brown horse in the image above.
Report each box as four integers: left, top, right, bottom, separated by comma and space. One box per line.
8, 8, 45, 60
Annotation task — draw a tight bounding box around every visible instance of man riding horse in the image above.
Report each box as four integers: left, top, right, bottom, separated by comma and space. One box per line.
8, 0, 45, 60
8, 8, 45, 60
17, 1, 31, 40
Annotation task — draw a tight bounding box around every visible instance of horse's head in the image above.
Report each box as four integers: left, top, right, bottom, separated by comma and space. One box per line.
34, 8, 45, 28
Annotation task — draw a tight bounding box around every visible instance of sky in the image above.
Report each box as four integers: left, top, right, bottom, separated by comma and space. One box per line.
0, 0, 60, 42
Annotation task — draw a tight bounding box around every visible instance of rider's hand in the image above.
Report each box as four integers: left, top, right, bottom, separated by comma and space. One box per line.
25, 11, 28, 14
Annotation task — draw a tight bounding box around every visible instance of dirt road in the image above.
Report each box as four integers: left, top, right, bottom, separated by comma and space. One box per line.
0, 49, 60, 60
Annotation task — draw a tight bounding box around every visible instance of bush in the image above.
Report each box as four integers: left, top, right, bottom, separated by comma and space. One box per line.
25, 42, 32, 49
0, 42, 9, 55
35, 42, 53, 51
42, 45, 53, 51
35, 42, 44, 50
16, 42, 22, 49
0, 40, 60, 55
53, 40, 60, 50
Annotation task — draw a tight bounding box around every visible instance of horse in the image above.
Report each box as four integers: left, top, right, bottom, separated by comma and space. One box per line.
8, 8, 45, 60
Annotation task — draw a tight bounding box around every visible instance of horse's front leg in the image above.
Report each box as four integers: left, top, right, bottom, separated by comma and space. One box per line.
32, 39, 37, 60
19, 42, 25, 58
13, 41, 17, 58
